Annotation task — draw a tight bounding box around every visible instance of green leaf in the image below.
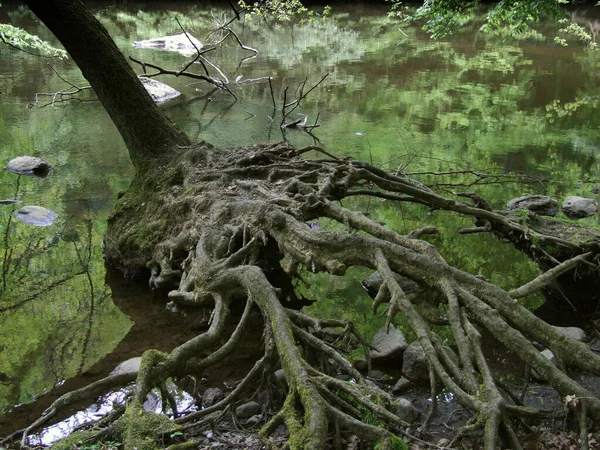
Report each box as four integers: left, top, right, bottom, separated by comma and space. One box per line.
0, 23, 67, 58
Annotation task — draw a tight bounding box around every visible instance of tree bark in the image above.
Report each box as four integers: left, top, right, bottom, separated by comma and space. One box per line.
24, 0, 190, 170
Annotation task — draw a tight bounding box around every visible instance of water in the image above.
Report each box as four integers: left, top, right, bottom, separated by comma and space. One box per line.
1, 1, 599, 437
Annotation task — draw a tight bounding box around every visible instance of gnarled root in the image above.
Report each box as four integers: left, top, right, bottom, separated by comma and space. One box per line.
17, 143, 600, 449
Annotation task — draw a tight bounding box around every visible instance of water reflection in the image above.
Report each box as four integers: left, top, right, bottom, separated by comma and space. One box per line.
28, 389, 130, 446
1, 1, 600, 437
28, 382, 196, 446
0, 217, 132, 416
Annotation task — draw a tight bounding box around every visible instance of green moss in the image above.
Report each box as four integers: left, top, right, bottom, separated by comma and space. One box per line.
51, 430, 100, 450
281, 399, 308, 450
165, 441, 200, 450
336, 390, 383, 427
373, 435, 408, 450
52, 407, 182, 450
121, 407, 180, 450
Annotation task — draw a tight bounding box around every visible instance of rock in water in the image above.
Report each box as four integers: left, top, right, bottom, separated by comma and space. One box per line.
133, 33, 203, 56
139, 76, 181, 103
110, 357, 142, 376
6, 156, 51, 177
13, 206, 58, 226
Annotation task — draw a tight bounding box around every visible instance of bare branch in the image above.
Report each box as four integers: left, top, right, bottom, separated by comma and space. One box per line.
509, 252, 594, 299
129, 56, 237, 99
224, 26, 258, 56
281, 73, 329, 126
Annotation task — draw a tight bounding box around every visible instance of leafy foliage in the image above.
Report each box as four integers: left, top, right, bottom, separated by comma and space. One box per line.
389, 0, 569, 38
0, 23, 67, 58
555, 17, 599, 48
237, 0, 331, 23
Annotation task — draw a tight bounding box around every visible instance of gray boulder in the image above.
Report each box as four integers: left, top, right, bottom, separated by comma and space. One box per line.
506, 195, 558, 217
540, 348, 556, 363
369, 370, 386, 381
369, 325, 408, 362
392, 397, 419, 423
143, 390, 162, 413
274, 368, 286, 383
361, 272, 418, 299
391, 377, 412, 395
320, 327, 342, 343
245, 415, 262, 426
401, 342, 429, 382
202, 387, 223, 407
6, 156, 51, 177
236, 401, 261, 418
110, 357, 142, 376
551, 325, 586, 342
139, 76, 181, 103
437, 438, 451, 448
274, 368, 288, 391
562, 196, 597, 219
335, 374, 352, 382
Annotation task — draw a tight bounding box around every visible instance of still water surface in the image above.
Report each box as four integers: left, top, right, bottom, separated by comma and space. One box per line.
1, 1, 599, 434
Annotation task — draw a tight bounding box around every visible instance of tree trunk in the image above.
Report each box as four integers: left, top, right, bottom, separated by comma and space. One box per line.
24, 0, 190, 170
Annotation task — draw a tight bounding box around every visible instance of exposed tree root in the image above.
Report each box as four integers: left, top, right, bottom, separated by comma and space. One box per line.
13, 143, 600, 449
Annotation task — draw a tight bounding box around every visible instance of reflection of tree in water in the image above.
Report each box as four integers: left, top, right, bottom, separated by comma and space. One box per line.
1, 175, 20, 296
0, 213, 131, 416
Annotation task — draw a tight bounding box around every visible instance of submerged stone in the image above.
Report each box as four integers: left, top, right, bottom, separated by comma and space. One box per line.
139, 76, 181, 103
13, 205, 58, 226
235, 401, 261, 418
6, 156, 51, 177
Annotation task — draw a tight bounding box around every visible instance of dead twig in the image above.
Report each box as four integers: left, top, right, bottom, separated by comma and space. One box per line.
28, 63, 94, 107
281, 73, 329, 127
129, 56, 237, 100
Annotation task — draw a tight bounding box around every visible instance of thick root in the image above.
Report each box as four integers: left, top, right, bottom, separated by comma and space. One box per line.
16, 144, 600, 449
